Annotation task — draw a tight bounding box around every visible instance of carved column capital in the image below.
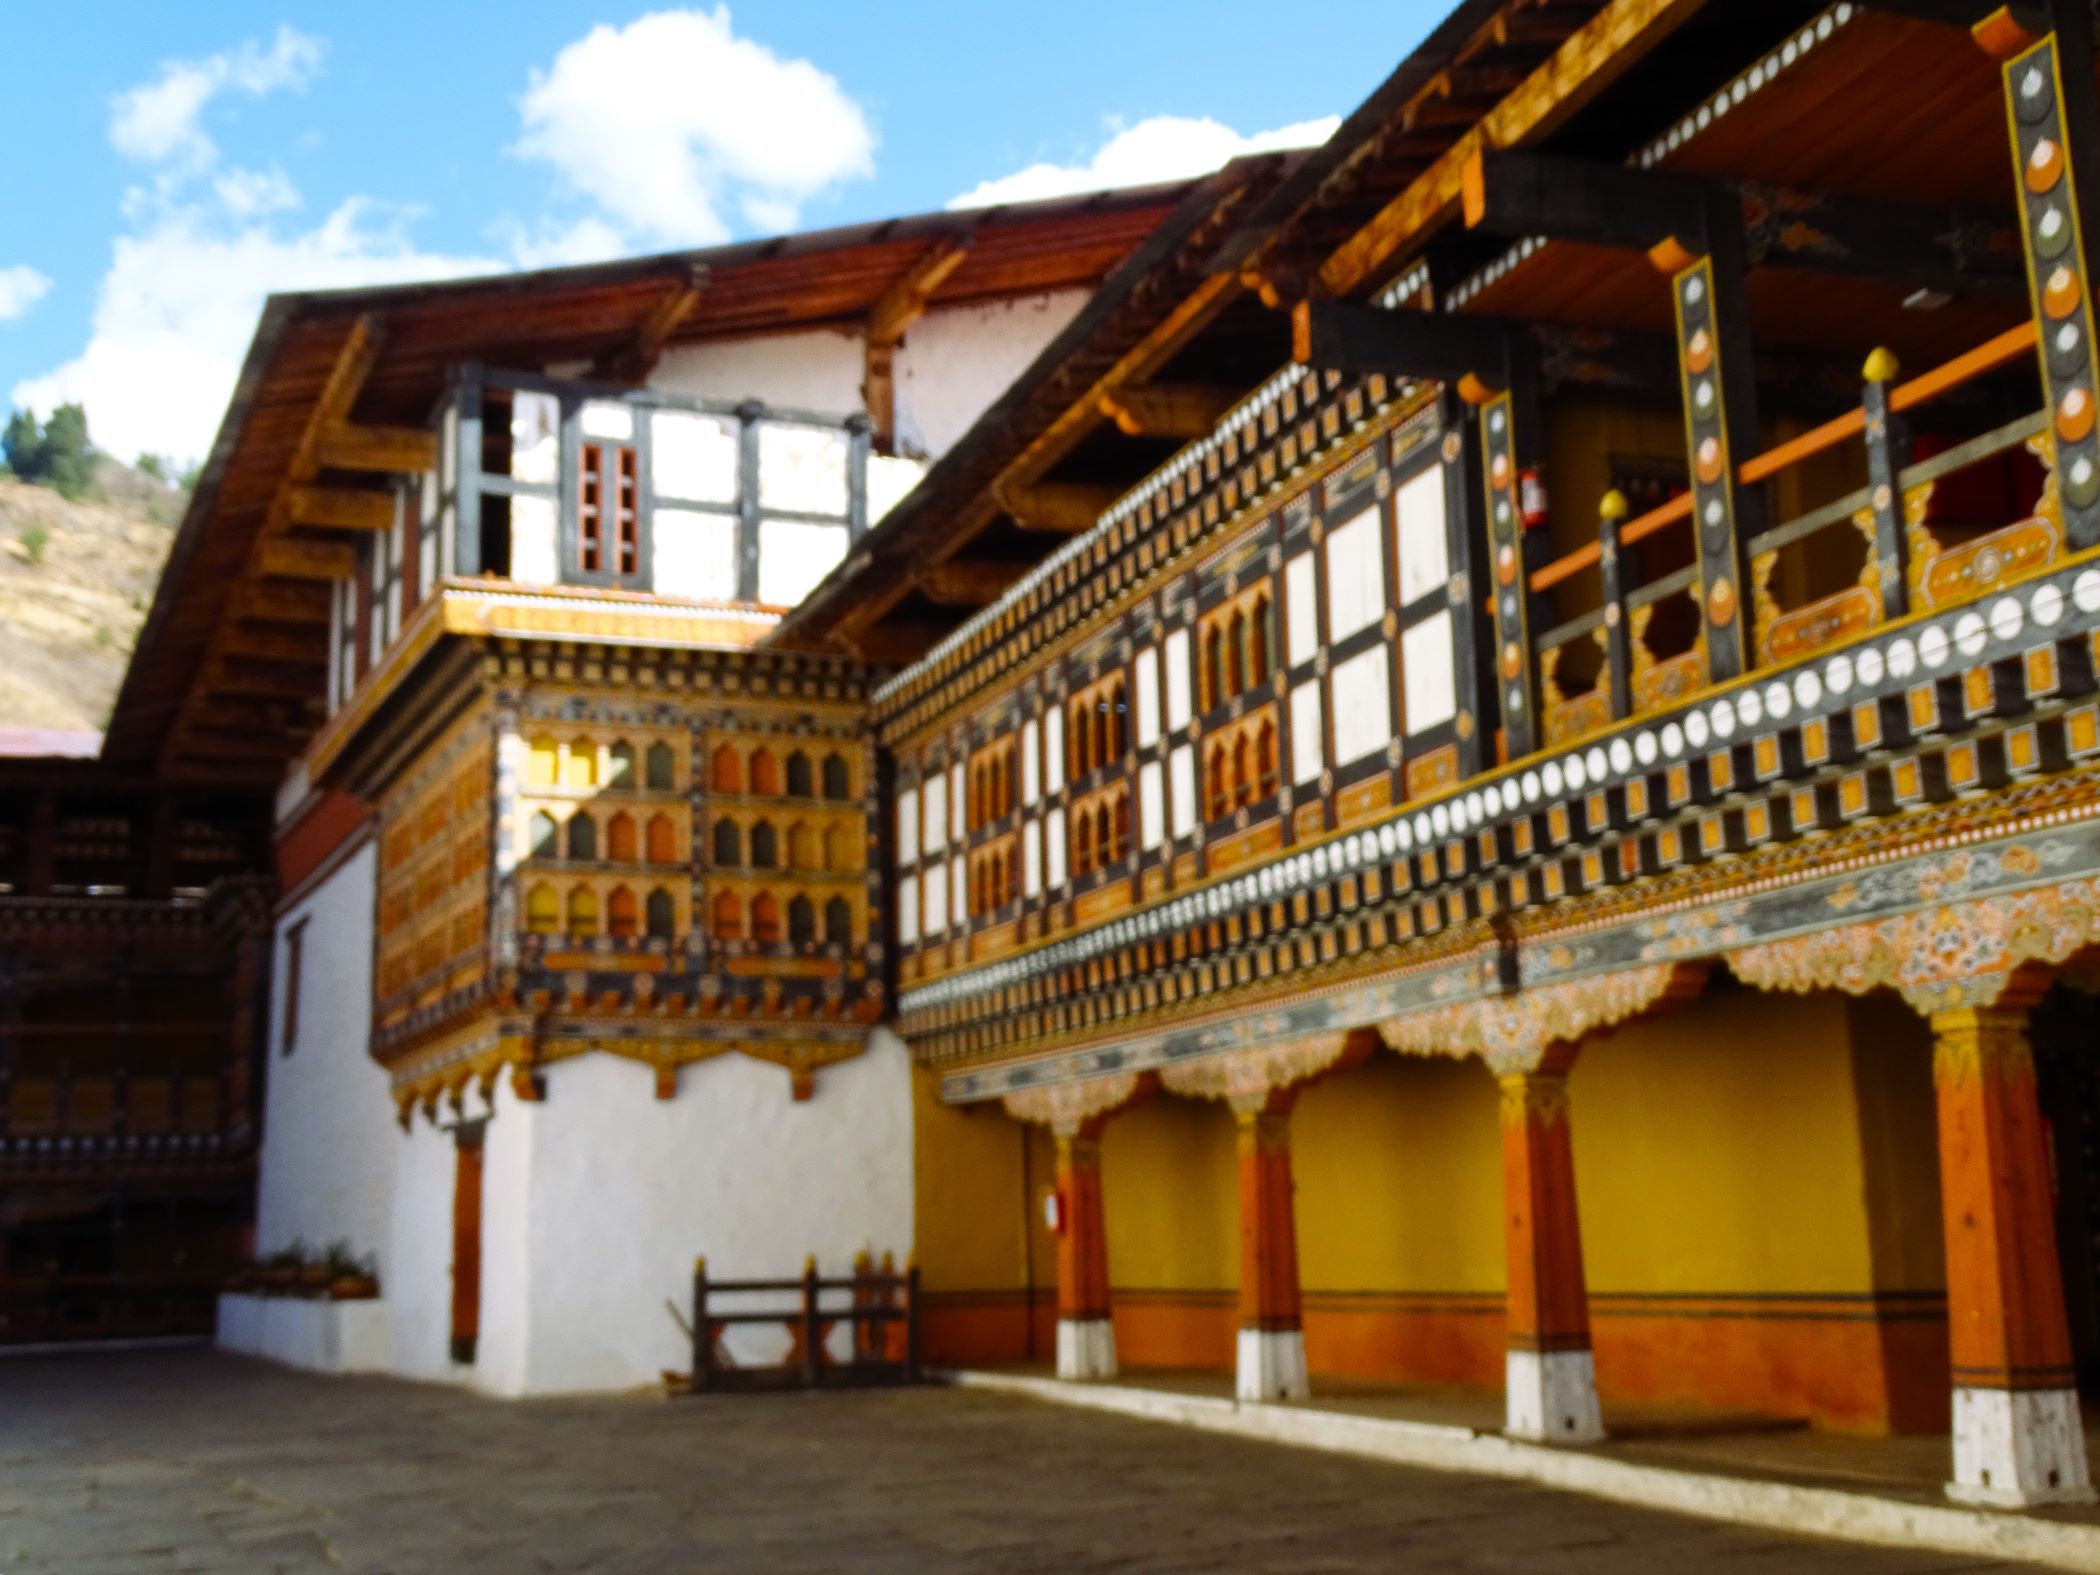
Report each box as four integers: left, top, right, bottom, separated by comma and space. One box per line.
1157, 1031, 1354, 1112
1003, 1070, 1147, 1139
1379, 962, 1705, 1072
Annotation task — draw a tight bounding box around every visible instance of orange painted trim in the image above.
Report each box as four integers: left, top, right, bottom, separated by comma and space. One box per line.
1056, 1133, 1112, 1323
1501, 1067, 1591, 1351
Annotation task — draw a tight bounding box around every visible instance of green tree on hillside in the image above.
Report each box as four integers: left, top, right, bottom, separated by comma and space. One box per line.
1, 403, 96, 499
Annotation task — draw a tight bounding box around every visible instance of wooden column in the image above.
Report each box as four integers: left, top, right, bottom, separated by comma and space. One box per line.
1978, 9, 2100, 546
1055, 1121, 1116, 1380
1499, 1042, 1603, 1443
1475, 362, 1545, 760
1235, 1090, 1307, 1402
1932, 992, 2095, 1505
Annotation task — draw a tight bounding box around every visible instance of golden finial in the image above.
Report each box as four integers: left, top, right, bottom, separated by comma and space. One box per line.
1599, 489, 1630, 524
1862, 347, 1901, 384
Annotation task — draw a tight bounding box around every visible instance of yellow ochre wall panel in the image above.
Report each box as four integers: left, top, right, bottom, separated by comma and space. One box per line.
1101, 1096, 1237, 1292
1294, 1053, 1504, 1294
911, 1066, 1031, 1294
1845, 993, 1946, 1292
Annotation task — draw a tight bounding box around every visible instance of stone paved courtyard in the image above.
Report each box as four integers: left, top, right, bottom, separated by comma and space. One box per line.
0, 1348, 2031, 1573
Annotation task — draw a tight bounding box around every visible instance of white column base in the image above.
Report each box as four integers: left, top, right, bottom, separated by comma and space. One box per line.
1056, 1317, 1117, 1382
1236, 1326, 1309, 1404
1505, 1347, 1604, 1444
1947, 1386, 2096, 1508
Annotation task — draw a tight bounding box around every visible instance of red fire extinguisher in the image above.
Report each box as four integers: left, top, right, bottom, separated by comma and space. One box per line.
1519, 468, 1549, 530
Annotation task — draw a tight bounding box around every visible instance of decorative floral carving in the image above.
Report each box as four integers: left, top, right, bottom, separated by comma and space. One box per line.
1157, 1032, 1351, 1112
1727, 867, 2100, 1012
1378, 962, 1704, 1076
1003, 1071, 1142, 1136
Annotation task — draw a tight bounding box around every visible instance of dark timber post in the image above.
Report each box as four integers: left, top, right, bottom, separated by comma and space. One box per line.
800, 1255, 822, 1388
1658, 200, 1763, 683
905, 1263, 923, 1382
1978, 6, 2100, 547
1596, 491, 1634, 721
1860, 348, 1912, 619
453, 364, 484, 578
691, 1257, 713, 1392
1474, 352, 1545, 760
736, 400, 765, 603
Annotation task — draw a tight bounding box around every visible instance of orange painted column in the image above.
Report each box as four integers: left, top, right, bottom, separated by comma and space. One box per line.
1055, 1123, 1115, 1380
1235, 1091, 1307, 1401
1499, 1042, 1603, 1443
1932, 1001, 2094, 1506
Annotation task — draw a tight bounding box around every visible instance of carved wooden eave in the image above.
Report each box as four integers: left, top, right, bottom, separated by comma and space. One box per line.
1002, 1071, 1150, 1137
1378, 961, 1707, 1075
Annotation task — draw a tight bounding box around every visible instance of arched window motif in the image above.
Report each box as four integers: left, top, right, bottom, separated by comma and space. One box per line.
821, 753, 850, 800
646, 742, 675, 791
566, 813, 598, 862
788, 894, 816, 945
1226, 611, 1247, 701
1092, 696, 1110, 773
1074, 812, 1094, 874
1204, 627, 1225, 711
712, 819, 742, 866
824, 896, 852, 945
787, 822, 817, 870
525, 883, 560, 934
530, 810, 558, 858
647, 813, 677, 864
563, 738, 598, 788
1069, 699, 1089, 778
750, 748, 782, 795
566, 885, 599, 935
1255, 721, 1279, 797
607, 886, 639, 938
750, 820, 778, 869
822, 823, 854, 871
711, 744, 743, 794
750, 891, 782, 944
785, 751, 813, 797
1248, 594, 1272, 687
1110, 681, 1128, 759
1232, 734, 1253, 807
527, 735, 559, 787
606, 812, 638, 863
1095, 803, 1113, 866
1207, 745, 1229, 821
712, 890, 742, 939
645, 888, 676, 939
1112, 796, 1130, 861
608, 741, 635, 786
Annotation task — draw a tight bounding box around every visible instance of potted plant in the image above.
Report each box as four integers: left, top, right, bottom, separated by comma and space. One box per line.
324, 1243, 379, 1301
257, 1243, 306, 1295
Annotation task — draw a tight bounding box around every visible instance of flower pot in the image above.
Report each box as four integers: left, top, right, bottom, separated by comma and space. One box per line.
329, 1275, 379, 1301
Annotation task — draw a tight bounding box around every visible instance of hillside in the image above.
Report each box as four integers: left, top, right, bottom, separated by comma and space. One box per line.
0, 460, 184, 733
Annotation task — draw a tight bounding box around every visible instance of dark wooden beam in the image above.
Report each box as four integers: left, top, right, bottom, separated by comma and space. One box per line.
846, 619, 960, 667
864, 236, 973, 452
257, 536, 359, 580
1463, 149, 2021, 296
995, 482, 1121, 533
1097, 384, 1242, 439
1293, 299, 1515, 387
284, 484, 394, 532
595, 266, 707, 383
915, 559, 1030, 607
227, 581, 331, 626
218, 627, 327, 664
315, 422, 437, 474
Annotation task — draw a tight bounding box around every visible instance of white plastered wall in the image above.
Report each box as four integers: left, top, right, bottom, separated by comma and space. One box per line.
379, 1028, 913, 1396
650, 329, 864, 419
255, 842, 395, 1269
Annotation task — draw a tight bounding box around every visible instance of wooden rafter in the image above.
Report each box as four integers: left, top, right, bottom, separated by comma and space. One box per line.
1097, 384, 1242, 440
596, 266, 708, 383
1317, 0, 1707, 299
995, 482, 1123, 534
915, 559, 1030, 607
285, 484, 395, 532
257, 536, 359, 581
863, 236, 973, 451
314, 423, 437, 474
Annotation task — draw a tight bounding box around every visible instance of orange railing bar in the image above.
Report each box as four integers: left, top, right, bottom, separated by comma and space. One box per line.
1524, 319, 2040, 601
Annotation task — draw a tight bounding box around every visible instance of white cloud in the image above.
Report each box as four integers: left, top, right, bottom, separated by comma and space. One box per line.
109, 25, 325, 170
499, 215, 630, 271
951, 114, 1340, 209
212, 166, 302, 219
512, 8, 875, 247
13, 200, 498, 466
0, 266, 52, 323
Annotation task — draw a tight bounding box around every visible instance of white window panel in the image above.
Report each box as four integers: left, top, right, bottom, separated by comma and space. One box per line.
1394, 465, 1449, 605
952, 857, 967, 924
896, 788, 920, 865
949, 762, 966, 838
1139, 761, 1165, 850
1290, 681, 1325, 784
1023, 818, 1043, 896
579, 400, 635, 442
1046, 813, 1068, 886
510, 495, 559, 586
417, 493, 439, 594
924, 865, 947, 932
652, 410, 739, 504
868, 453, 927, 524
924, 774, 948, 855
898, 879, 919, 944
1134, 648, 1161, 748
758, 519, 847, 607
1285, 553, 1319, 666
1044, 709, 1065, 792
1324, 506, 1385, 643
1021, 722, 1041, 806
1169, 745, 1196, 838
1331, 645, 1393, 767
1164, 627, 1193, 729
653, 509, 739, 600
759, 422, 848, 515
1402, 609, 1459, 733
512, 391, 560, 484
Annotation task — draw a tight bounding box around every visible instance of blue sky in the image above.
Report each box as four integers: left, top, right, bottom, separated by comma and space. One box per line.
0, 2, 1443, 466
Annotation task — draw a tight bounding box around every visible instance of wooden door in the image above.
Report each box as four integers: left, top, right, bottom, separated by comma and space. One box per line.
450, 1125, 484, 1365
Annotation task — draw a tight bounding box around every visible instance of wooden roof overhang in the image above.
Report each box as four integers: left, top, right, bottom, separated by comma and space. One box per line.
776, 0, 1812, 662
784, 0, 2054, 680
104, 185, 1199, 783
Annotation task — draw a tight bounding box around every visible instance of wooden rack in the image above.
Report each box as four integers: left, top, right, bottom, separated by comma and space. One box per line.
685, 1255, 921, 1393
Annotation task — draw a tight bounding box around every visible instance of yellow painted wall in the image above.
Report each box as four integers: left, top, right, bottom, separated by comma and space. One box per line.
1572, 988, 1887, 1294
1846, 994, 1946, 1293
910, 1065, 1034, 1294
1101, 1095, 1237, 1291
1294, 1053, 1505, 1294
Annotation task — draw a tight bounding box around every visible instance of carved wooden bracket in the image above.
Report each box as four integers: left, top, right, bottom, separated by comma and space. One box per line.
1156, 1031, 1360, 1113
1003, 1071, 1149, 1137
1378, 961, 1708, 1076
